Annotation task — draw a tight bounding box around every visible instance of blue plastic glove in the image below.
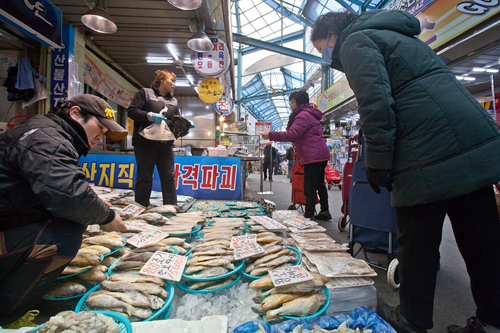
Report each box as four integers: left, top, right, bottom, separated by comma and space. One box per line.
189, 120, 195, 128
151, 113, 166, 125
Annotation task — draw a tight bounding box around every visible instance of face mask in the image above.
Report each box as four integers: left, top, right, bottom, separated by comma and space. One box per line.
322, 33, 334, 64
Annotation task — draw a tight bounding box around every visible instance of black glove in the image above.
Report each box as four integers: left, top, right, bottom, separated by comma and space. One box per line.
365, 167, 393, 194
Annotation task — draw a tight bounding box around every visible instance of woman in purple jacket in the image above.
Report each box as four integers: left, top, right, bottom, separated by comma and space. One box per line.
262, 91, 331, 220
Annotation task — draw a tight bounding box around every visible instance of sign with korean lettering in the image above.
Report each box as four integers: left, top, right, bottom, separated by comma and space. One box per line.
236, 202, 256, 208
140, 251, 187, 282
198, 78, 223, 104
269, 265, 314, 287
122, 204, 146, 218
79, 155, 242, 200
190, 37, 230, 77
214, 95, 234, 115
386, 0, 436, 16
282, 218, 318, 230
127, 230, 169, 248
0, 0, 62, 48
124, 221, 159, 231
50, 24, 74, 108
255, 122, 272, 135
230, 234, 257, 249
250, 216, 287, 231
233, 242, 265, 260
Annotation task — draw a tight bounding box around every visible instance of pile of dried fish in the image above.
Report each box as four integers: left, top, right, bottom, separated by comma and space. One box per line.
32, 310, 120, 333
200, 218, 245, 240
85, 273, 169, 321
154, 212, 204, 235
254, 318, 372, 333
143, 204, 179, 215
111, 243, 176, 273
44, 281, 88, 299
183, 239, 240, 279
244, 234, 297, 277
180, 273, 238, 291
250, 273, 329, 322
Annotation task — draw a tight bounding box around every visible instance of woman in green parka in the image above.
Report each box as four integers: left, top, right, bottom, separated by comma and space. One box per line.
311, 9, 500, 333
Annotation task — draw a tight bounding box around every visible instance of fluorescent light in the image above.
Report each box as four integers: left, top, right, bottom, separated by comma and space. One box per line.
194, 87, 198, 93
456, 76, 464, 80
463, 77, 476, 81
187, 76, 194, 86
146, 57, 173, 63
486, 68, 499, 73
472, 67, 486, 72
167, 46, 179, 61
174, 82, 191, 87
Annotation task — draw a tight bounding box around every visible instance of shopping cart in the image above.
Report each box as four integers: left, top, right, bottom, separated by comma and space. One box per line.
338, 135, 358, 232
289, 154, 319, 212
347, 135, 399, 289
325, 165, 342, 190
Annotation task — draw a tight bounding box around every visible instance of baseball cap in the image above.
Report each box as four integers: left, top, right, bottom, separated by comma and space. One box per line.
64, 95, 128, 141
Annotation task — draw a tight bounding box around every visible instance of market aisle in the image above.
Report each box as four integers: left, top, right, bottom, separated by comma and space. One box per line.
245, 173, 476, 333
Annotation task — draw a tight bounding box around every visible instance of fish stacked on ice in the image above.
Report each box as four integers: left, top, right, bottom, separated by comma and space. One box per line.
249, 273, 329, 323
183, 239, 239, 279
244, 233, 296, 277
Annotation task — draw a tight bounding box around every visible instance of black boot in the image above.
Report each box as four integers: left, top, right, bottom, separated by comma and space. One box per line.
314, 211, 332, 221
448, 317, 489, 333
377, 303, 428, 333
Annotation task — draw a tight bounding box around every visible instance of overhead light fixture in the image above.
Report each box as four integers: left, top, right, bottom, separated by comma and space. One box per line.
456, 76, 464, 80
472, 67, 486, 72
187, 23, 213, 52
463, 77, 476, 81
146, 57, 173, 63
194, 87, 199, 93
187, 76, 194, 86
486, 68, 499, 73
81, 0, 117, 34
168, 0, 203, 10
167, 46, 179, 61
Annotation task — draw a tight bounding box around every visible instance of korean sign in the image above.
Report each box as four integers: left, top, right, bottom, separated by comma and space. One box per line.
79, 155, 242, 200
140, 251, 187, 282
269, 265, 314, 287
317, 75, 354, 113
282, 218, 318, 230
250, 216, 287, 231
50, 24, 74, 108
385, 0, 437, 16
190, 37, 230, 77
198, 78, 223, 104
127, 230, 169, 248
214, 95, 234, 116
233, 242, 265, 260
230, 234, 258, 249
0, 0, 62, 48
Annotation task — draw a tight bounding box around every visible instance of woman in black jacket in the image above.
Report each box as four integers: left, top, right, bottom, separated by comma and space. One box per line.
311, 10, 500, 333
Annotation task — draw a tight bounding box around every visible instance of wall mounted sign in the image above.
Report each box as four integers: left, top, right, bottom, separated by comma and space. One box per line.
190, 37, 230, 77
214, 95, 234, 115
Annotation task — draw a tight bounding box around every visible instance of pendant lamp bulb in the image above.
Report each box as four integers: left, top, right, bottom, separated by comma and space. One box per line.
168, 0, 203, 10
81, 0, 117, 34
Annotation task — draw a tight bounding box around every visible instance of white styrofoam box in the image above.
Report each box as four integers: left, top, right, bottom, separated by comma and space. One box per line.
208, 148, 228, 157
326, 284, 377, 316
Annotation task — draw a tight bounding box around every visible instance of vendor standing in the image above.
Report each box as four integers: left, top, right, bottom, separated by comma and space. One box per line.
127, 70, 179, 207
0, 95, 127, 327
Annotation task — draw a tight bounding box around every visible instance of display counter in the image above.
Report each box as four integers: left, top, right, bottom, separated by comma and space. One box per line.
79, 154, 243, 200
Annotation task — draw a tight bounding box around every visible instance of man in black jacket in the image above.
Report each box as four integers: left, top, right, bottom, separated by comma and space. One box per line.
263, 144, 277, 181
0, 94, 127, 327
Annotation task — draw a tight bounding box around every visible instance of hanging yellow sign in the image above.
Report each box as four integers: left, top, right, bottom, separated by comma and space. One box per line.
198, 78, 223, 104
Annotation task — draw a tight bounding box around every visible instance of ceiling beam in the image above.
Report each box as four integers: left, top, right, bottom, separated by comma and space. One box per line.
233, 33, 323, 63
262, 0, 312, 27
240, 30, 303, 55
241, 88, 300, 103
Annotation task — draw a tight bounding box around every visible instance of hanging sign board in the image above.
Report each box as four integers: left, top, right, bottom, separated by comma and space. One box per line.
191, 38, 230, 77
214, 95, 234, 115
198, 78, 223, 104
140, 251, 187, 282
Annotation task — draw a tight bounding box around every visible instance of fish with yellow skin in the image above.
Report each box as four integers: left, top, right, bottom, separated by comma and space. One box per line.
263, 292, 327, 320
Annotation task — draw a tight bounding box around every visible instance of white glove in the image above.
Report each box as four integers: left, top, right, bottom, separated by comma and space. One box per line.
160, 107, 169, 117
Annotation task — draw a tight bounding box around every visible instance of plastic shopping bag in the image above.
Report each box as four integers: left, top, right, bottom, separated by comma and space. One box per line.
139, 120, 175, 141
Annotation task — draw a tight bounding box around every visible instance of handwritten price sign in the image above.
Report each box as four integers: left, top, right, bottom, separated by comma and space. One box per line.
140, 251, 187, 282
233, 242, 265, 260
282, 218, 318, 230
127, 230, 169, 248
236, 201, 256, 208
124, 221, 160, 231
230, 234, 257, 249
269, 265, 314, 287
250, 216, 287, 230
122, 204, 146, 217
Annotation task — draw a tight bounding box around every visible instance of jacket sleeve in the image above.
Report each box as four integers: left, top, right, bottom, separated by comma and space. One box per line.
340, 32, 396, 170
269, 114, 311, 142
19, 133, 114, 225
127, 89, 150, 122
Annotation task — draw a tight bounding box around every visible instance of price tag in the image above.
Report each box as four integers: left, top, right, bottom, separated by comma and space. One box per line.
233, 242, 265, 260
122, 204, 146, 217
127, 230, 169, 248
269, 265, 314, 287
236, 202, 255, 208
124, 221, 159, 231
140, 251, 187, 282
282, 218, 318, 229
250, 216, 287, 230
230, 234, 257, 249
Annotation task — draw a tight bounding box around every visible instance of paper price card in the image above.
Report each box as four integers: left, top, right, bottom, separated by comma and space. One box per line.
269, 265, 314, 287
282, 218, 318, 230
122, 204, 146, 217
233, 242, 265, 260
140, 251, 187, 282
124, 221, 159, 231
250, 216, 287, 230
236, 201, 255, 207
127, 230, 169, 248
230, 234, 257, 249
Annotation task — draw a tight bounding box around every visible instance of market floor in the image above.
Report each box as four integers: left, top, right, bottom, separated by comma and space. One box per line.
244, 172, 476, 333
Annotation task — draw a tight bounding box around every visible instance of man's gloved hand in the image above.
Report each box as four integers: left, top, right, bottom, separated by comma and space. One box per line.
366, 167, 393, 194
150, 113, 166, 125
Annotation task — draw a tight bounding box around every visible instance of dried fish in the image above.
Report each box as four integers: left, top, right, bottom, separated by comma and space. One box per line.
186, 266, 228, 278
100, 280, 169, 298
144, 204, 179, 215
264, 292, 327, 320
44, 282, 87, 298
85, 292, 153, 319
109, 273, 165, 286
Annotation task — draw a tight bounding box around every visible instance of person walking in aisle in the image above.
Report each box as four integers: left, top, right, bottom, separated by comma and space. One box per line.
311, 9, 500, 333
0, 95, 127, 328
263, 143, 277, 181
286, 145, 296, 183
128, 70, 179, 207
262, 91, 331, 220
